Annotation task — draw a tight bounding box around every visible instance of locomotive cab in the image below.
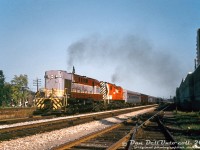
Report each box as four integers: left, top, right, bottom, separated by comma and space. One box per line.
34, 70, 71, 114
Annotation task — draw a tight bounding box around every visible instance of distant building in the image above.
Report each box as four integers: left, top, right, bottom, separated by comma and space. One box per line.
196, 28, 200, 68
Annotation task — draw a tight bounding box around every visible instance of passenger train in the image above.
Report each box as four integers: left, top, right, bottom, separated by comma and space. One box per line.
34, 70, 160, 114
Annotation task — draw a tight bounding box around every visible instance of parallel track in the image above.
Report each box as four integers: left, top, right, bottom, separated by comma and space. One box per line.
0, 104, 157, 141
53, 118, 136, 150
128, 114, 178, 149
128, 106, 180, 150
54, 104, 178, 150
0, 115, 56, 125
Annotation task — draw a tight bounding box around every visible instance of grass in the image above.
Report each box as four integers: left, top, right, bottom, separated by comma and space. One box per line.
174, 135, 200, 149
169, 111, 200, 149
174, 110, 200, 116
180, 124, 200, 130
0, 107, 36, 120
175, 111, 200, 129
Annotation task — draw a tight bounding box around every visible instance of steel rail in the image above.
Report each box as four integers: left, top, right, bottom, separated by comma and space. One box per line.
105, 105, 169, 150
127, 105, 169, 150
157, 117, 181, 150
53, 105, 161, 150
53, 122, 124, 150
0, 115, 56, 125
0, 104, 157, 141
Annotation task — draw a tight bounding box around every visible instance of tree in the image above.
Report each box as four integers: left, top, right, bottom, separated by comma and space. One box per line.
11, 74, 29, 106
3, 82, 12, 106
0, 70, 5, 106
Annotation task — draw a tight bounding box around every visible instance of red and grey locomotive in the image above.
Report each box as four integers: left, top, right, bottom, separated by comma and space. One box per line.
34, 70, 158, 113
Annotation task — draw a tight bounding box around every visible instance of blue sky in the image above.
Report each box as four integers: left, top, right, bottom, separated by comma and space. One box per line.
0, 0, 200, 98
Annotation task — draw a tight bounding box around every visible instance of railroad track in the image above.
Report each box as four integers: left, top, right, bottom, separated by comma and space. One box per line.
128, 105, 180, 150
53, 104, 177, 150
55, 119, 136, 150
0, 115, 56, 125
0, 104, 157, 141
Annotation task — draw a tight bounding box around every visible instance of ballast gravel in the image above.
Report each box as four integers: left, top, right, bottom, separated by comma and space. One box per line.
0, 106, 150, 130
0, 107, 155, 150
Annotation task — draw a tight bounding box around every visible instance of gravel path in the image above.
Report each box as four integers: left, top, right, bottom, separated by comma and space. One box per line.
0, 107, 155, 150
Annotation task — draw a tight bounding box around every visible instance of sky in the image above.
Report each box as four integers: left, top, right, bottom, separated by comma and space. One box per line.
0, 0, 200, 98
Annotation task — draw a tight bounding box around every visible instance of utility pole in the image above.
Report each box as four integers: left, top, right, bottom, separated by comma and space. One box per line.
33, 78, 41, 92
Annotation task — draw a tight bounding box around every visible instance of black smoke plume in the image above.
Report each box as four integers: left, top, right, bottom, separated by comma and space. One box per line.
67, 34, 183, 97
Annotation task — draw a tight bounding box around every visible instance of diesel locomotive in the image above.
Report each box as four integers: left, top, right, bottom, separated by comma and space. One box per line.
34, 70, 159, 114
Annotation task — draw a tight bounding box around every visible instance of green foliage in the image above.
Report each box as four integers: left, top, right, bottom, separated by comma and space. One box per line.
11, 74, 29, 106
172, 111, 200, 149
0, 70, 5, 105
0, 71, 35, 107
11, 74, 28, 87
0, 70, 5, 87
3, 83, 12, 106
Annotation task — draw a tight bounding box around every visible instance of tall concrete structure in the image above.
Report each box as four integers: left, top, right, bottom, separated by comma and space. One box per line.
197, 28, 200, 68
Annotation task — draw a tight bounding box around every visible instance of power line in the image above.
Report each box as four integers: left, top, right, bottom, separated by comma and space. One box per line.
33, 78, 41, 92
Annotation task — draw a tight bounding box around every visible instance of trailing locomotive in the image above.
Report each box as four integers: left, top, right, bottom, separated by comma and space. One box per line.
34, 70, 159, 114
100, 82, 124, 102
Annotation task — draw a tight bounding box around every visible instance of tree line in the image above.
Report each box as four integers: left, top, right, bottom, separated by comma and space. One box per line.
0, 70, 35, 107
